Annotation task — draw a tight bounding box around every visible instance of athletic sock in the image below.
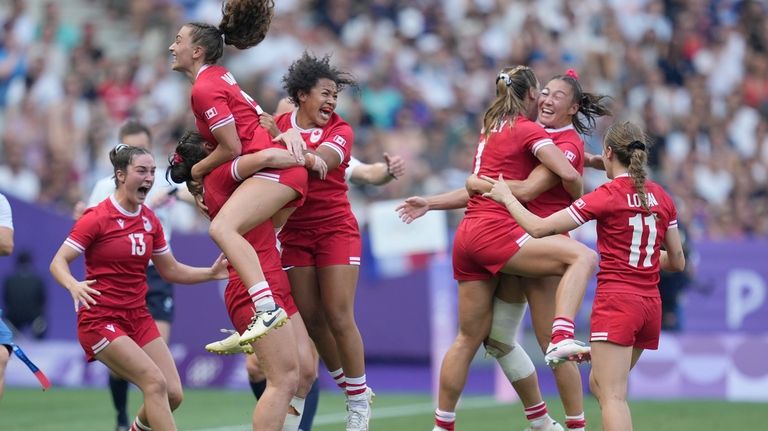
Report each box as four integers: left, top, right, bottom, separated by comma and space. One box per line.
109, 375, 130, 427
345, 374, 368, 398
551, 317, 575, 344
434, 408, 456, 431
525, 401, 552, 428
565, 412, 586, 430
248, 281, 275, 313
329, 368, 346, 391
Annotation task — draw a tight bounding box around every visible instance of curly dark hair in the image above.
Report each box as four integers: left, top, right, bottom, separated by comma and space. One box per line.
186, 0, 274, 64
282, 52, 357, 106
166, 131, 208, 184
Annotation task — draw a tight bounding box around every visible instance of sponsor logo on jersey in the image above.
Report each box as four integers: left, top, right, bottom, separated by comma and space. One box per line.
142, 216, 152, 232
564, 150, 576, 162
105, 324, 116, 333
574, 198, 586, 209
310, 128, 322, 144
204, 107, 218, 120
116, 219, 124, 229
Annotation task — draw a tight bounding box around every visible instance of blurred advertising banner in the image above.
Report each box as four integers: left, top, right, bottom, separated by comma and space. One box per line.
630, 332, 768, 401
684, 241, 768, 332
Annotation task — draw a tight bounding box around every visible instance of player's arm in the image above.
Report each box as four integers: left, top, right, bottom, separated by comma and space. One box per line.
535, 145, 583, 200
151, 252, 228, 284
482, 174, 578, 237
465, 165, 560, 202
350, 153, 405, 185
49, 243, 99, 311
584, 152, 605, 170
396, 188, 469, 224
0, 196, 13, 255
660, 225, 685, 272
0, 226, 12, 256
191, 123, 242, 181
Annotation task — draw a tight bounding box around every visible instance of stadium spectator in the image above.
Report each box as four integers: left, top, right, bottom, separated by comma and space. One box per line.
169, 0, 309, 346
49, 144, 228, 431
0, 0, 765, 239
482, 120, 685, 431
2, 250, 47, 340
0, 191, 14, 401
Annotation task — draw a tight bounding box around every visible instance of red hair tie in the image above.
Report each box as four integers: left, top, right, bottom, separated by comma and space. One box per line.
172, 153, 184, 164
565, 69, 579, 80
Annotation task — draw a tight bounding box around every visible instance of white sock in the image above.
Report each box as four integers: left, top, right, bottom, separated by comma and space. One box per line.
248, 281, 275, 312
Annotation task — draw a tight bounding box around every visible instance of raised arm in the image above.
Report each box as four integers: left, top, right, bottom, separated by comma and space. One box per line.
349, 153, 405, 186
481, 174, 579, 237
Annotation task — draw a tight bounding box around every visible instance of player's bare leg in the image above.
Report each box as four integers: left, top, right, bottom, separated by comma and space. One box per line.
248, 321, 300, 431
97, 337, 178, 431
589, 342, 643, 431
318, 265, 372, 430
437, 279, 496, 420
524, 276, 586, 430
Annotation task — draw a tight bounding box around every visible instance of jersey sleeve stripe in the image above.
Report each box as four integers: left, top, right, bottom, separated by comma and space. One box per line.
152, 244, 170, 255
516, 233, 532, 247
531, 138, 555, 156
668, 219, 678, 229
566, 207, 586, 225
209, 114, 235, 131
64, 238, 85, 253
319, 142, 345, 164
231, 156, 244, 182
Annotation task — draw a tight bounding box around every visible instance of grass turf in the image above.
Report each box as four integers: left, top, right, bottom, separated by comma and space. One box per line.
1, 387, 762, 430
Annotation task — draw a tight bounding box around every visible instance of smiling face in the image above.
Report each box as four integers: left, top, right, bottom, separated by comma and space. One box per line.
169, 25, 197, 75
116, 153, 156, 208
297, 78, 338, 128
538, 78, 579, 129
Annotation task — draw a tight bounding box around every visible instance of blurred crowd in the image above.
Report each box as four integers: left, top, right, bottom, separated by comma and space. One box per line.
0, 0, 767, 239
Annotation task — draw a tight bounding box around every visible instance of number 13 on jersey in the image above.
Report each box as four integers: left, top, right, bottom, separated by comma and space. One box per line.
128, 233, 146, 256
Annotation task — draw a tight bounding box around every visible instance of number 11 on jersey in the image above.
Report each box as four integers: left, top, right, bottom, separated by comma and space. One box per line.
627, 214, 657, 268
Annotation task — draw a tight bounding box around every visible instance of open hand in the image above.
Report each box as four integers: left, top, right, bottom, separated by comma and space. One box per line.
481, 174, 515, 206
395, 196, 429, 224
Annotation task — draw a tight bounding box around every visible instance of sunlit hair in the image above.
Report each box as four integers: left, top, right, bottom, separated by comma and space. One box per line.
548, 71, 612, 134
166, 131, 209, 185
282, 52, 357, 106
604, 121, 653, 214
185, 0, 274, 64
482, 65, 538, 140
109, 144, 152, 187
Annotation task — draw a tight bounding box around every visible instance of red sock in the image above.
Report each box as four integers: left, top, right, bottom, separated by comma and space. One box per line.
434, 409, 455, 431
551, 317, 575, 344
524, 401, 548, 421
565, 412, 586, 430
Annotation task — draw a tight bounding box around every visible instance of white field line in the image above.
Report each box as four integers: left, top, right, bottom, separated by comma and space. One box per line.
191, 396, 503, 431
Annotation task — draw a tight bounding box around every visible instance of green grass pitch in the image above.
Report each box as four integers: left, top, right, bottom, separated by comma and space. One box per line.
1, 387, 761, 430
